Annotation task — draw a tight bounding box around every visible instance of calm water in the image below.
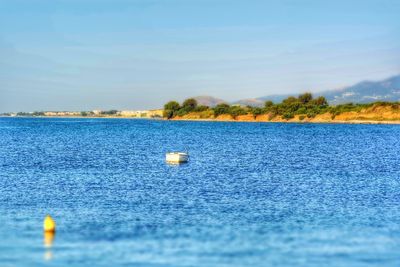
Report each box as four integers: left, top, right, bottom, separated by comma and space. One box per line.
0, 118, 400, 267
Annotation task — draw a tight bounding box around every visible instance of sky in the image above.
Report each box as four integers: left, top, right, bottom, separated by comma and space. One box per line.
0, 0, 399, 112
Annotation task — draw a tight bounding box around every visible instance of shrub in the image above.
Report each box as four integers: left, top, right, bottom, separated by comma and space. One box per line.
213, 103, 230, 117
312, 96, 328, 107
295, 107, 307, 115
307, 111, 317, 118
298, 92, 313, 104
199, 109, 214, 119
194, 105, 209, 112
282, 112, 294, 120
175, 109, 188, 117
283, 102, 301, 113
282, 96, 298, 105
228, 106, 247, 118
249, 107, 264, 117
329, 103, 363, 116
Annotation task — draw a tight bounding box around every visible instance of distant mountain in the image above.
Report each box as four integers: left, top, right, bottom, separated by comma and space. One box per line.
255, 74, 400, 105
256, 94, 297, 104
318, 74, 400, 104
231, 98, 264, 107
193, 96, 226, 107
191, 74, 400, 108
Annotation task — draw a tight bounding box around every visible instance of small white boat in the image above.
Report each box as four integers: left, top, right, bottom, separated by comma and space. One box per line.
166, 152, 189, 163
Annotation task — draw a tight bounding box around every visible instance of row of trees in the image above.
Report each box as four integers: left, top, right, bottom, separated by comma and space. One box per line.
163, 93, 330, 120
163, 93, 400, 120
260, 93, 329, 119
163, 98, 209, 119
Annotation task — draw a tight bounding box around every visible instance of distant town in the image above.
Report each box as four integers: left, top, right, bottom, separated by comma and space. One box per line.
0, 109, 164, 119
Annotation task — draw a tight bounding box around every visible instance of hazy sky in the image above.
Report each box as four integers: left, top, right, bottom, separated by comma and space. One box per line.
1, 0, 399, 112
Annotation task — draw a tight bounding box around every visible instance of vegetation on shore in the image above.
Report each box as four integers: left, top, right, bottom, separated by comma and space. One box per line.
163, 93, 400, 121
2, 93, 399, 123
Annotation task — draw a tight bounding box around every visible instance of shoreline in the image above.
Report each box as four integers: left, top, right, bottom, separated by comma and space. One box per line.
168, 106, 400, 125
2, 115, 400, 124
170, 117, 400, 125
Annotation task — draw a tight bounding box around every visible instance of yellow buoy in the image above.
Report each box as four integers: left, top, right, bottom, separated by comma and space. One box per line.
43, 215, 56, 233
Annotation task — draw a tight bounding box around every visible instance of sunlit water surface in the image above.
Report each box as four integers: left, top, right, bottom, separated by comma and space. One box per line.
0, 118, 399, 267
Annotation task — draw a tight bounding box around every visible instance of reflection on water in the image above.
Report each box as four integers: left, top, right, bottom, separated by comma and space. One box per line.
44, 250, 53, 261
44, 231, 55, 261
44, 231, 55, 248
166, 162, 188, 166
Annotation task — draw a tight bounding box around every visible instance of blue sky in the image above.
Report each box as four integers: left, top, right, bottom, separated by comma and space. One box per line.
0, 0, 399, 112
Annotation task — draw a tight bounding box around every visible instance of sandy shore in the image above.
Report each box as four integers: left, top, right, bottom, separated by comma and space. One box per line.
167, 105, 400, 124
3, 114, 400, 124
170, 117, 400, 125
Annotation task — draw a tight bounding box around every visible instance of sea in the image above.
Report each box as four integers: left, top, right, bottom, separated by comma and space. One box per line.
0, 117, 399, 267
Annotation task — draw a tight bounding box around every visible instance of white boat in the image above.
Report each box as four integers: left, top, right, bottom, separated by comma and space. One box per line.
166, 152, 189, 163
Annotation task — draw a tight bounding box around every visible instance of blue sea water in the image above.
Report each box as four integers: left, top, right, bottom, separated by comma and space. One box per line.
0, 117, 399, 267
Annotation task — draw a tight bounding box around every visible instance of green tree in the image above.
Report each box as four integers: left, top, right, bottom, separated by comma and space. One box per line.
298, 92, 313, 104
182, 98, 198, 112
164, 101, 180, 111
264, 100, 274, 108
282, 96, 298, 105
312, 96, 328, 107
194, 105, 209, 112
228, 106, 247, 118
163, 100, 181, 118
249, 107, 264, 117
175, 109, 188, 117
296, 107, 307, 114
264, 100, 274, 113
282, 112, 294, 120
213, 103, 230, 117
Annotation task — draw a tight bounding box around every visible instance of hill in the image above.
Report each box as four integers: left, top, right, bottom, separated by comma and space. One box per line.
193, 96, 226, 107
175, 74, 400, 108
319, 74, 400, 104
163, 90, 400, 124
255, 74, 400, 105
